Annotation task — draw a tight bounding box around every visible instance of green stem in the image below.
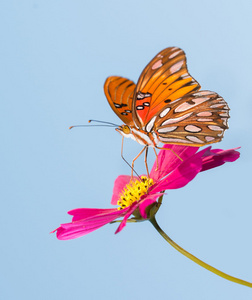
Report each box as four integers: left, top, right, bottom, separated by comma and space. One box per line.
150, 216, 252, 288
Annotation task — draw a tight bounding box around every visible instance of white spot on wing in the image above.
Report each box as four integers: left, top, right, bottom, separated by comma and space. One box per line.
145, 116, 157, 132
186, 136, 204, 143
197, 118, 214, 122
152, 132, 159, 146
137, 92, 144, 99
180, 74, 189, 79
159, 137, 193, 144
185, 125, 201, 133
208, 125, 222, 131
152, 59, 163, 70
175, 97, 208, 113
221, 118, 228, 126
157, 126, 177, 133
197, 112, 212, 117
169, 50, 181, 59
195, 91, 214, 96
205, 136, 215, 142
210, 104, 224, 108
219, 112, 229, 117
159, 107, 170, 118
170, 60, 183, 73
161, 112, 192, 126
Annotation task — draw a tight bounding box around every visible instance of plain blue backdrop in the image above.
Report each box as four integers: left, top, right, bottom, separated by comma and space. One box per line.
1, 1, 252, 299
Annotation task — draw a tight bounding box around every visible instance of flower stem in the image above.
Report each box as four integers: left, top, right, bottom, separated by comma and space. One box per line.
149, 217, 252, 288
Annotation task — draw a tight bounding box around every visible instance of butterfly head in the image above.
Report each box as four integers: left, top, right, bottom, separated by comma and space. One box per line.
116, 124, 145, 143
116, 124, 131, 136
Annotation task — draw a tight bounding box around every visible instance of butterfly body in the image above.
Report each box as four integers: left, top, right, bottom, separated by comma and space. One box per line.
104, 47, 229, 148
116, 125, 159, 148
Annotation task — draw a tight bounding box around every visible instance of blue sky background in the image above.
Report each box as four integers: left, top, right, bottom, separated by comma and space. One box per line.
1, 1, 252, 299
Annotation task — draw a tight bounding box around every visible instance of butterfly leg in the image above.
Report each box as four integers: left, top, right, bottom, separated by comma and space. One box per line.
120, 137, 140, 178
153, 147, 159, 171
144, 146, 150, 178
155, 146, 183, 162
131, 146, 147, 178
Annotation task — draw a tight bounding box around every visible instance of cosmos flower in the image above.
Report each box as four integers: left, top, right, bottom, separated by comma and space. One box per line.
52, 144, 252, 288
53, 144, 240, 239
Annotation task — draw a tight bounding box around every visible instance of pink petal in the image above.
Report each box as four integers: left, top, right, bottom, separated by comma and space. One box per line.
138, 193, 164, 218
111, 175, 138, 205
150, 144, 199, 182
201, 147, 240, 172
115, 202, 139, 234
69, 208, 119, 221
55, 207, 129, 240
56, 222, 110, 240
150, 149, 206, 193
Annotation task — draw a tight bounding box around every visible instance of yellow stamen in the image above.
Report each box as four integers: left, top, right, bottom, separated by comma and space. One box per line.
117, 176, 154, 210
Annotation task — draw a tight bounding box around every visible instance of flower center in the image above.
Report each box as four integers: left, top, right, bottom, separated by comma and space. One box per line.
117, 176, 154, 210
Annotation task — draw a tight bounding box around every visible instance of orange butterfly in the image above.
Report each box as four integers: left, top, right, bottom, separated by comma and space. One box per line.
104, 47, 229, 149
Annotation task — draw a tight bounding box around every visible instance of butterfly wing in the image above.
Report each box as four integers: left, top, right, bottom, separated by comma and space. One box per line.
132, 47, 201, 129
104, 49, 229, 147
152, 90, 230, 146
104, 76, 136, 126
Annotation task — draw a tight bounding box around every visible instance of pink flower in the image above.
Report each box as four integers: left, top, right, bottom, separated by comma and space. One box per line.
53, 144, 240, 240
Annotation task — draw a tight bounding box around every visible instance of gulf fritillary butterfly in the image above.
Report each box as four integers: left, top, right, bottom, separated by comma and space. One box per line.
104, 47, 229, 148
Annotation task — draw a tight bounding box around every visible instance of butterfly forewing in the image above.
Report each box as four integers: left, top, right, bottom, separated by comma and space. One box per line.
133, 47, 201, 128
154, 91, 230, 146
104, 76, 136, 126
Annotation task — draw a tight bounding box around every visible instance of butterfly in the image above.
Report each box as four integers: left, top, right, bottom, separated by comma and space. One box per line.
104, 47, 229, 149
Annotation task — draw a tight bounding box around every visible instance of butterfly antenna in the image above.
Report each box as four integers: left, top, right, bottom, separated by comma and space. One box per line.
88, 119, 119, 126
69, 120, 119, 129
69, 124, 117, 129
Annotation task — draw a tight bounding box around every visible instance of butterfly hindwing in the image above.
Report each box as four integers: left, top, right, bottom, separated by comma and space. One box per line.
133, 47, 201, 128
152, 91, 229, 146
104, 76, 136, 126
